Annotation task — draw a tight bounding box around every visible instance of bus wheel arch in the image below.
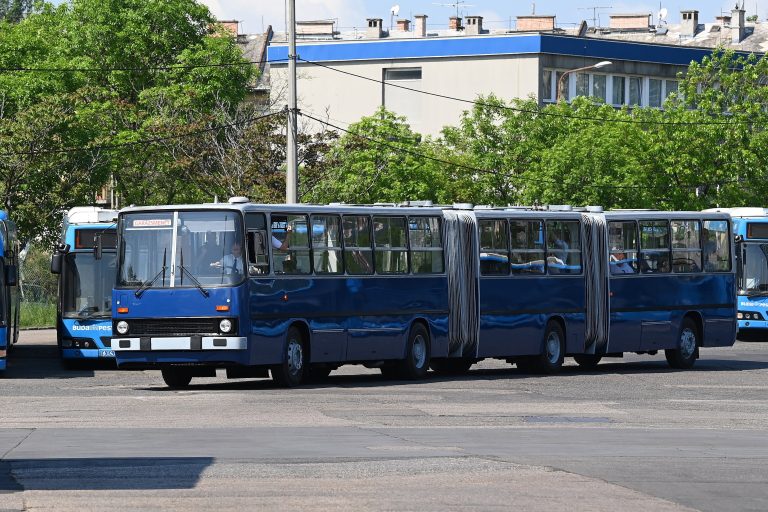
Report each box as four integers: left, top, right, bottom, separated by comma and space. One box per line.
271, 323, 309, 387
666, 314, 700, 370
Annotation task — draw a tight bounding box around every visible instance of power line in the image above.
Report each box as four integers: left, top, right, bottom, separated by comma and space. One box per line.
0, 110, 283, 158
0, 58, 289, 73
297, 57, 761, 127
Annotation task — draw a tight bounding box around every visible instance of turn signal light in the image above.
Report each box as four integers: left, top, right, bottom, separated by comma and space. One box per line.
216, 305, 230, 312
117, 307, 129, 314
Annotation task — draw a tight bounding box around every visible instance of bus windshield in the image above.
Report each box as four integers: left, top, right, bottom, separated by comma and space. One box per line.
119, 210, 244, 288
741, 243, 768, 296
62, 252, 117, 318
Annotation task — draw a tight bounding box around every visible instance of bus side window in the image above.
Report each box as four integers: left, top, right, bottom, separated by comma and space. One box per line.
639, 220, 671, 273
702, 220, 731, 272
247, 230, 269, 275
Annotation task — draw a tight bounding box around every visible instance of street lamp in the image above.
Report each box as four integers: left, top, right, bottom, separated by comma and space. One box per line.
556, 60, 612, 102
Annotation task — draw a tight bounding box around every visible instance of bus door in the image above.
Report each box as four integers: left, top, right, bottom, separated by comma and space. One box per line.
607, 220, 643, 353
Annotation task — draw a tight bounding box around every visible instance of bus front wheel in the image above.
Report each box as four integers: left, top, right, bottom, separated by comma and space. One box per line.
665, 318, 698, 370
161, 368, 192, 389
271, 327, 306, 387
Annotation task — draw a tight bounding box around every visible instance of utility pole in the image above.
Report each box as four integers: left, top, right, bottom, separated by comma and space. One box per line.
286, 0, 298, 204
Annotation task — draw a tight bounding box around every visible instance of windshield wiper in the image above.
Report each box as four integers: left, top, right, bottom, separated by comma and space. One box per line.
746, 291, 768, 298
178, 249, 209, 298
135, 248, 167, 298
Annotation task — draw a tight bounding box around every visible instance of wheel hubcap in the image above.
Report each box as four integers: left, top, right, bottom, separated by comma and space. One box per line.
412, 334, 427, 368
546, 332, 561, 364
680, 328, 696, 359
287, 339, 303, 376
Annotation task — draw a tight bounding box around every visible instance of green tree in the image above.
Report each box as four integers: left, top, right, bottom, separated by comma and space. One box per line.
305, 108, 446, 204
0, 0, 31, 22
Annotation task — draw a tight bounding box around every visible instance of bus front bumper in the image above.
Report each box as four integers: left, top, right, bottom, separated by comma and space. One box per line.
111, 336, 247, 351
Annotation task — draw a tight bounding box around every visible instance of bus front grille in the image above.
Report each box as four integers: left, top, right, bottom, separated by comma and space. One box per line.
123, 318, 222, 336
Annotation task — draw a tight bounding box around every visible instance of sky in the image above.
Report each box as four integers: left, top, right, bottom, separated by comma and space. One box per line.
200, 0, 761, 35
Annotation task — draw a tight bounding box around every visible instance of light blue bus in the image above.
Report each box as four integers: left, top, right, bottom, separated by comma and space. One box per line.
109, 200, 736, 388
0, 211, 20, 374
51, 207, 118, 363
706, 208, 768, 338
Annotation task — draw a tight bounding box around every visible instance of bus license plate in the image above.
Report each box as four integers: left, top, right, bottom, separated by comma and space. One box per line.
99, 349, 115, 358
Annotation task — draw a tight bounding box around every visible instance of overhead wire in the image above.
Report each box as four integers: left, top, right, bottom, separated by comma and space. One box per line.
0, 110, 284, 157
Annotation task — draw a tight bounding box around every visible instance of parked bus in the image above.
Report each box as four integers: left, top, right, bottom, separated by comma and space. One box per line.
50, 207, 118, 363
704, 208, 768, 338
109, 200, 736, 387
0, 211, 20, 374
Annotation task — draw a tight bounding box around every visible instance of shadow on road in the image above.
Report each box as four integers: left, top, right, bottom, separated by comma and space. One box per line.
0, 457, 213, 491
132, 356, 768, 392
2, 342, 116, 380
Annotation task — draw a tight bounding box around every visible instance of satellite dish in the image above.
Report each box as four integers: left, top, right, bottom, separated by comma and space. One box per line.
391, 4, 400, 16
658, 7, 668, 20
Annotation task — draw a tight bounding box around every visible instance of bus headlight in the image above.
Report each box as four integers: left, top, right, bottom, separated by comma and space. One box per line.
116, 321, 129, 335
219, 319, 232, 333
737, 313, 744, 319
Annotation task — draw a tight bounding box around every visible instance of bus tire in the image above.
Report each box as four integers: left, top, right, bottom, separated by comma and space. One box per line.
573, 354, 602, 369
665, 318, 698, 370
161, 368, 192, 389
271, 326, 306, 387
430, 358, 472, 376
534, 321, 565, 374
398, 323, 431, 380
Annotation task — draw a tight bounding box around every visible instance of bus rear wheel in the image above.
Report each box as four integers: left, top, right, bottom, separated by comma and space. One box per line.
573, 354, 602, 369
397, 323, 431, 380
161, 368, 192, 389
271, 327, 306, 387
533, 321, 565, 374
665, 318, 698, 370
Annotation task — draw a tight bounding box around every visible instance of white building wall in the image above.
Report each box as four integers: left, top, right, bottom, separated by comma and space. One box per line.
270, 55, 541, 136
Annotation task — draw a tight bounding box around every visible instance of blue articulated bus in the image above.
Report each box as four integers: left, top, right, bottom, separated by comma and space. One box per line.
110, 201, 736, 388
50, 207, 118, 362
0, 211, 20, 374
705, 208, 768, 338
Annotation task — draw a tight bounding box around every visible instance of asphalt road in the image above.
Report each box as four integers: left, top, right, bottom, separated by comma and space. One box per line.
1, 330, 768, 511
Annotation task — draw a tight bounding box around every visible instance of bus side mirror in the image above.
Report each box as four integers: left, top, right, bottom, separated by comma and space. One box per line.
5, 264, 17, 286
50, 243, 69, 275
50, 253, 63, 274
94, 235, 103, 260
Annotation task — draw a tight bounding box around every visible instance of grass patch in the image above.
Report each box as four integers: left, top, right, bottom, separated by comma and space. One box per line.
20, 302, 56, 329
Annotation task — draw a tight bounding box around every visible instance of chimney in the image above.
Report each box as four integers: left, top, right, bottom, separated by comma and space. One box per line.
715, 14, 732, 26
731, 7, 745, 43
680, 10, 699, 37
396, 18, 411, 32
465, 15, 483, 35
414, 14, 428, 37
516, 15, 556, 31
608, 13, 651, 31
218, 20, 239, 36
449, 16, 462, 30
366, 18, 383, 38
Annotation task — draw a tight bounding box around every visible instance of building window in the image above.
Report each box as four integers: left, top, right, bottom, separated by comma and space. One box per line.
576, 73, 589, 98
383, 68, 422, 81
649, 79, 662, 108
556, 71, 566, 100
612, 76, 626, 105
383, 67, 422, 123
542, 69, 553, 101
629, 76, 643, 105
592, 74, 606, 102
665, 80, 679, 99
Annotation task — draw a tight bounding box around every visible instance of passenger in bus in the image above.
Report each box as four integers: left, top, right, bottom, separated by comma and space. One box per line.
702, 228, 718, 271
610, 250, 635, 274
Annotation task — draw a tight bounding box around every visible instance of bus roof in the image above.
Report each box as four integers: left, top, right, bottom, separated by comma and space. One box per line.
65, 207, 119, 225
703, 207, 768, 218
